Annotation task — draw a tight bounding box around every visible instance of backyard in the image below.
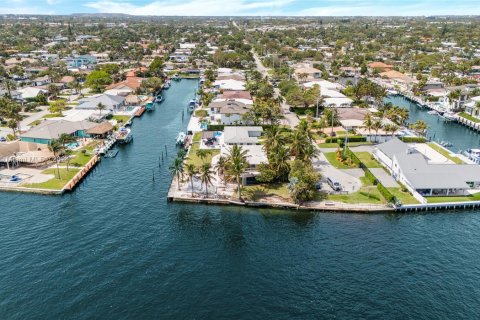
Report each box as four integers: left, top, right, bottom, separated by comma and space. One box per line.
328, 176, 385, 204
23, 168, 80, 190
242, 183, 290, 202
355, 152, 382, 168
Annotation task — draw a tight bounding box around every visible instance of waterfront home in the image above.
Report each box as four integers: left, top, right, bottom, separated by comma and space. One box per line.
374, 138, 480, 197
464, 96, 480, 120
223, 126, 263, 146
220, 144, 267, 185
85, 122, 114, 139
20, 120, 97, 144
303, 80, 343, 91
215, 90, 253, 105
105, 77, 143, 96
214, 79, 246, 91
337, 108, 370, 130
77, 94, 125, 112
209, 100, 251, 125
379, 70, 415, 91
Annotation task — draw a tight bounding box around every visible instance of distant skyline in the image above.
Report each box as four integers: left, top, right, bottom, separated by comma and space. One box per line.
0, 0, 479, 16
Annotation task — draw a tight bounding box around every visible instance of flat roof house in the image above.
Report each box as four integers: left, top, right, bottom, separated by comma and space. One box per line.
223, 126, 263, 146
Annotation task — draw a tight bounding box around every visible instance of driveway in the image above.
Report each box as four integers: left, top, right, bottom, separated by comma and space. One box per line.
370, 168, 399, 188
313, 151, 362, 193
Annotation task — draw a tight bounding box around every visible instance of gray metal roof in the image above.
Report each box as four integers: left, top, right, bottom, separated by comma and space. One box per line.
77, 94, 125, 110
376, 137, 409, 159
223, 126, 263, 145
21, 120, 97, 140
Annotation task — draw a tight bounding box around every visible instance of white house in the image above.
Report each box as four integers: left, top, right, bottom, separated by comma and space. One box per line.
209, 100, 251, 125
214, 79, 246, 91
223, 126, 263, 145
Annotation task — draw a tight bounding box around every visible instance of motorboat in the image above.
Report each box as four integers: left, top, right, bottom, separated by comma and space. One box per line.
443, 112, 457, 121
188, 99, 197, 112
386, 89, 398, 95
116, 127, 133, 144
154, 95, 164, 103
464, 149, 480, 164
172, 74, 180, 81
427, 110, 438, 115
176, 132, 186, 145
440, 141, 453, 147
164, 81, 171, 89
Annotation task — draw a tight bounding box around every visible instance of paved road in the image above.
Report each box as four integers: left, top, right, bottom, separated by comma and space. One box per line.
19, 106, 49, 131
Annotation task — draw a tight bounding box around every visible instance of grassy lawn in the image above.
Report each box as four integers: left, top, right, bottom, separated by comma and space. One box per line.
112, 115, 131, 124
328, 177, 385, 204
192, 132, 202, 143
318, 142, 339, 148
243, 183, 290, 201
459, 112, 480, 123
427, 192, 480, 203
186, 143, 220, 167
43, 113, 62, 118
388, 188, 420, 204
194, 109, 208, 118
427, 142, 463, 164
347, 141, 373, 147
23, 168, 80, 190
324, 152, 358, 169
355, 152, 382, 168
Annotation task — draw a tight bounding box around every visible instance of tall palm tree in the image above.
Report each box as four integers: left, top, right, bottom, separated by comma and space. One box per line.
271, 146, 291, 181
226, 145, 249, 199
363, 113, 374, 141
372, 119, 383, 143
199, 163, 214, 198
97, 102, 106, 116
48, 139, 64, 179
263, 125, 285, 155
214, 156, 228, 185
169, 157, 184, 190
185, 163, 197, 197
196, 149, 211, 164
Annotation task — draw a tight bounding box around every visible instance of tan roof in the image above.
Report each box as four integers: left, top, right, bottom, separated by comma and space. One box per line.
368, 62, 393, 69
106, 77, 143, 90
379, 70, 414, 83
86, 122, 114, 135
219, 90, 252, 100
60, 76, 75, 83
337, 108, 370, 121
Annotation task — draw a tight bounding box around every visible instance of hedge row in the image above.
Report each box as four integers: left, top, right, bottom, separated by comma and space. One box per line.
400, 136, 427, 143
345, 146, 396, 204
207, 124, 225, 131
325, 136, 367, 143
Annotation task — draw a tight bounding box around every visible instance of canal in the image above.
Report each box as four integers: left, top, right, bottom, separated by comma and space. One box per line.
1, 80, 480, 319
386, 95, 480, 151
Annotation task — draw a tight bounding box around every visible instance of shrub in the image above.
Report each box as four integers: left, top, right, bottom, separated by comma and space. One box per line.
377, 183, 395, 203
400, 136, 426, 143
194, 109, 208, 118
207, 124, 224, 131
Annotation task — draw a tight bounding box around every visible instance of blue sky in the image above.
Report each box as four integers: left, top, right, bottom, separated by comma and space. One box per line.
0, 0, 478, 16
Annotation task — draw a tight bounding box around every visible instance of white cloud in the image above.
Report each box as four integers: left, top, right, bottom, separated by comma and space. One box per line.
84, 0, 294, 16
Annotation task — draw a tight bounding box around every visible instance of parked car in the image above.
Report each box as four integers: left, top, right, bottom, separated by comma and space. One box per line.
314, 182, 322, 190
327, 177, 342, 191
0, 136, 6, 142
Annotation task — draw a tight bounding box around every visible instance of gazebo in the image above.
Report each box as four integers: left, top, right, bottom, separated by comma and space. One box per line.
86, 122, 114, 139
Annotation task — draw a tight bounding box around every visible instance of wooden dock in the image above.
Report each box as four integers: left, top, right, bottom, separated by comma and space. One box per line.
135, 106, 146, 117
63, 155, 100, 192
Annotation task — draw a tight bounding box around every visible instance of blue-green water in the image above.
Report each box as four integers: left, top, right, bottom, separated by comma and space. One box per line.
386, 95, 480, 152
2, 81, 480, 319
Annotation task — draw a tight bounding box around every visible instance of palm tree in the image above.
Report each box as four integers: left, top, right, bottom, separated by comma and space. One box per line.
97, 102, 106, 116
214, 156, 228, 185
199, 163, 214, 198
185, 163, 197, 197
270, 146, 291, 181
363, 113, 374, 141
169, 157, 184, 190
411, 120, 428, 136
226, 145, 249, 199
263, 125, 285, 155
48, 139, 64, 179
196, 149, 211, 164
372, 119, 383, 143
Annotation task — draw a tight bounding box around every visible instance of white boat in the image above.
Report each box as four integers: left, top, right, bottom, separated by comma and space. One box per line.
164, 81, 171, 89
464, 149, 480, 164
386, 89, 398, 95
442, 112, 457, 121
427, 110, 438, 115
154, 95, 163, 103
188, 99, 197, 112
176, 132, 186, 145
116, 127, 133, 144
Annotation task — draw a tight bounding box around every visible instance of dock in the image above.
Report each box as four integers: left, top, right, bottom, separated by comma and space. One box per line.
63, 155, 101, 192
135, 106, 146, 117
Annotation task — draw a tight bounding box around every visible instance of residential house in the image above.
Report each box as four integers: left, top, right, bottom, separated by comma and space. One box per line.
209, 100, 251, 125
65, 55, 97, 69
374, 138, 480, 197
214, 79, 246, 91
368, 61, 394, 72
76, 94, 125, 112
223, 126, 263, 145
293, 63, 322, 82
18, 87, 47, 100
32, 75, 51, 87
20, 120, 97, 144
104, 77, 143, 96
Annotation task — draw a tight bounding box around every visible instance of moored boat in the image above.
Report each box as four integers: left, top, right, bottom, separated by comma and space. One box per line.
154, 95, 164, 103
172, 74, 180, 81
464, 149, 480, 164
116, 127, 133, 144
176, 132, 186, 145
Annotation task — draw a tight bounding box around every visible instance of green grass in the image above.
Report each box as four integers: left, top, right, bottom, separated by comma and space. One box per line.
186, 143, 220, 166
43, 113, 62, 118
427, 142, 463, 164
427, 192, 480, 203
112, 115, 131, 124
194, 109, 208, 118
328, 176, 385, 204
192, 132, 202, 143
324, 151, 358, 169
388, 188, 420, 204
355, 152, 382, 168
459, 112, 480, 123
318, 142, 339, 148
347, 141, 373, 147
335, 130, 347, 136
28, 119, 42, 127
23, 168, 80, 190
243, 183, 290, 201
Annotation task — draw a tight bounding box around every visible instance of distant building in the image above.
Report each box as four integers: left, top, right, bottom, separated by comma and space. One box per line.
65, 55, 97, 69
